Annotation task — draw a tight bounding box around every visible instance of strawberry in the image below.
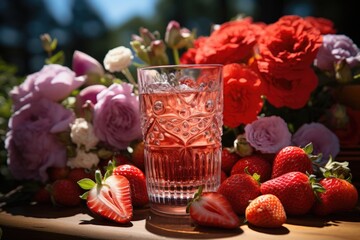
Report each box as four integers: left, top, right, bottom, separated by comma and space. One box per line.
78, 170, 133, 224
218, 173, 261, 215
271, 143, 319, 179
221, 147, 238, 174
50, 179, 82, 207
114, 152, 132, 166
230, 155, 272, 182
33, 185, 51, 204
260, 171, 324, 215
313, 158, 358, 216
186, 187, 240, 229
131, 141, 145, 171
68, 168, 95, 183
47, 166, 70, 182
98, 153, 132, 174
245, 194, 287, 228
220, 170, 228, 183
313, 177, 358, 216
113, 164, 149, 207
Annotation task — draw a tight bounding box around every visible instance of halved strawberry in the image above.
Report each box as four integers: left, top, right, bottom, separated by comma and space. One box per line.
113, 164, 149, 207
186, 187, 240, 229
78, 170, 133, 224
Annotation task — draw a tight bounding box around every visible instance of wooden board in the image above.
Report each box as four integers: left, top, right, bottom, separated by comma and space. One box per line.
1, 204, 360, 240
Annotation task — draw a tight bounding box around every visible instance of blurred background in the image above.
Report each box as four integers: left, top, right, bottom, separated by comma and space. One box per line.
0, 0, 359, 185
0, 0, 359, 75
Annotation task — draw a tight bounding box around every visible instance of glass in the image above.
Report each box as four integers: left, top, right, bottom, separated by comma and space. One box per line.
137, 64, 223, 215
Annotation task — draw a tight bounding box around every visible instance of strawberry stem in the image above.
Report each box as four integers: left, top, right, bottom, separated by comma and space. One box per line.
186, 185, 204, 213
320, 156, 352, 181
308, 173, 325, 201
95, 169, 103, 185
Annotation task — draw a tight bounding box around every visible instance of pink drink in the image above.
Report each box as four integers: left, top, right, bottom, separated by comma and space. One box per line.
138, 65, 223, 215
140, 91, 222, 214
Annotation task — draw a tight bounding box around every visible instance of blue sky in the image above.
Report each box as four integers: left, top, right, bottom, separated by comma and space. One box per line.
43, 0, 158, 28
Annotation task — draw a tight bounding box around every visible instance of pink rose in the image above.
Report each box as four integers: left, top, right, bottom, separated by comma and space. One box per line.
10, 64, 85, 110
72, 50, 104, 77
75, 84, 107, 117
292, 123, 340, 166
93, 83, 142, 150
5, 98, 75, 182
245, 116, 292, 154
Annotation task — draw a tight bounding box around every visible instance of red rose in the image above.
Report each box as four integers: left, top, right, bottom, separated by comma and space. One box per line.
254, 15, 322, 109
257, 15, 322, 76
195, 18, 264, 65
180, 37, 207, 64
259, 67, 318, 109
180, 48, 197, 64
223, 63, 264, 128
304, 16, 337, 34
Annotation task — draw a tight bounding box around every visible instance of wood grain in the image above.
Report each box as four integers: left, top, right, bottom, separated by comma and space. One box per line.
1, 204, 359, 240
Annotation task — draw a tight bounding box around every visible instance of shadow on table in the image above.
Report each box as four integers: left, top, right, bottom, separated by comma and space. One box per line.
1, 203, 90, 219
78, 207, 150, 227
1, 203, 151, 222
247, 225, 290, 234
145, 210, 243, 239
285, 207, 360, 228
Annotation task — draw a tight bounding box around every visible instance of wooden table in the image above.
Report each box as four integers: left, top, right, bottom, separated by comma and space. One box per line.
1, 203, 360, 240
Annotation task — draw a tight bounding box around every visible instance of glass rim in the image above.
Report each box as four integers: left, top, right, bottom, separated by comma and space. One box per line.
137, 64, 223, 70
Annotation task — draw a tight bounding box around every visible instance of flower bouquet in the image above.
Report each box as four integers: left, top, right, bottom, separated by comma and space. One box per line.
2, 14, 360, 228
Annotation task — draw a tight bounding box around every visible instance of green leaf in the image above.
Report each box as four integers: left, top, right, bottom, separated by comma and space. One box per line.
50, 38, 58, 51
303, 142, 313, 155
80, 191, 89, 200
77, 178, 96, 190
46, 51, 64, 65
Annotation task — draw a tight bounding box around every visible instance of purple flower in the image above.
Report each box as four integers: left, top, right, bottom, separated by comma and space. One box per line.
314, 34, 360, 72
10, 64, 85, 111
5, 98, 75, 182
75, 84, 107, 117
245, 116, 292, 154
72, 50, 104, 84
93, 83, 142, 150
292, 122, 340, 166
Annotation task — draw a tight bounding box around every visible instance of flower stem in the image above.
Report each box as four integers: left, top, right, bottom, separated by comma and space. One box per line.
172, 48, 180, 65
121, 68, 138, 88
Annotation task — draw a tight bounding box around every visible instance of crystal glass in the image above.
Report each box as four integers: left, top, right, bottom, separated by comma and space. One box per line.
137, 64, 223, 215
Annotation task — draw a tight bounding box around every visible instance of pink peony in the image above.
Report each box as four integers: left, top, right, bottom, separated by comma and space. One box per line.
93, 83, 142, 150
10, 64, 85, 111
245, 116, 292, 154
75, 84, 107, 117
292, 122, 340, 166
5, 98, 75, 182
72, 50, 104, 77
314, 34, 360, 72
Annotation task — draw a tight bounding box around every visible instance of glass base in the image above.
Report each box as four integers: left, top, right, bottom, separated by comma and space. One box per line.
150, 202, 189, 216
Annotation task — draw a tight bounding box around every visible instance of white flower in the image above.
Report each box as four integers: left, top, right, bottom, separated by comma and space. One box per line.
70, 118, 99, 151
67, 148, 99, 169
103, 46, 133, 72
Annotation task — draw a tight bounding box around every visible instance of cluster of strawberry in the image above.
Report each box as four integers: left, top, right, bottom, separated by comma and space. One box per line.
32, 166, 94, 206
186, 144, 359, 229
32, 141, 147, 215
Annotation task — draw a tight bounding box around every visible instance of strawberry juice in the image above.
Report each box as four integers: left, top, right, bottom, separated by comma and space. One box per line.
138, 65, 223, 215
